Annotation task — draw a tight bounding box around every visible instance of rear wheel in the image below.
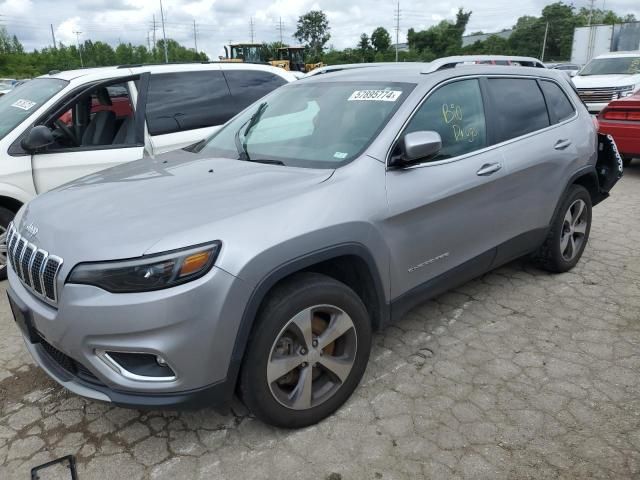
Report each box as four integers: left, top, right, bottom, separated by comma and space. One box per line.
0, 207, 16, 281
533, 184, 592, 273
239, 273, 372, 428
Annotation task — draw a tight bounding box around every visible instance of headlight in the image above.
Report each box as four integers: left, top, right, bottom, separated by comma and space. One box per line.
67, 242, 221, 293
618, 85, 636, 98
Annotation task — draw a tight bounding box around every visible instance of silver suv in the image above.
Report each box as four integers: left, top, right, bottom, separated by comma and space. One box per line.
6, 63, 621, 428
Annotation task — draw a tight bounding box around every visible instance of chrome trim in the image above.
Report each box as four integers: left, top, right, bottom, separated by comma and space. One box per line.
96, 350, 178, 383
7, 222, 63, 305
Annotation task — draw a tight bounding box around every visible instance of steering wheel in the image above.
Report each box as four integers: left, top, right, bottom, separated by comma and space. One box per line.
54, 120, 79, 147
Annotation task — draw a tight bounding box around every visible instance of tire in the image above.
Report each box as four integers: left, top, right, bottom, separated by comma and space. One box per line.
623, 157, 632, 168
0, 207, 15, 281
533, 184, 592, 273
239, 272, 372, 428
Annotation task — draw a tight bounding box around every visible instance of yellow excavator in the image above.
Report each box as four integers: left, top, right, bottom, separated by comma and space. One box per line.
221, 44, 323, 73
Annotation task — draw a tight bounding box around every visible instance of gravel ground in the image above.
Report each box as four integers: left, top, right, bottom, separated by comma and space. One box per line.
0, 166, 639, 480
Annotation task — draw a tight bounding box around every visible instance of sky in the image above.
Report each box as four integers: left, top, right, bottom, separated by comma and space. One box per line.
0, 0, 639, 59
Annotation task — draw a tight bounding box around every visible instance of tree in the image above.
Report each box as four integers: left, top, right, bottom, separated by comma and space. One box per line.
371, 27, 391, 52
407, 8, 472, 59
357, 33, 374, 62
294, 10, 331, 60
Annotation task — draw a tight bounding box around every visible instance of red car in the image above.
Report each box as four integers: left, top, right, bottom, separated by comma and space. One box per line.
598, 91, 640, 167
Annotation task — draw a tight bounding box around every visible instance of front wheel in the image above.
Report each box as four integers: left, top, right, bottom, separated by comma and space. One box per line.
239, 273, 372, 428
533, 184, 592, 273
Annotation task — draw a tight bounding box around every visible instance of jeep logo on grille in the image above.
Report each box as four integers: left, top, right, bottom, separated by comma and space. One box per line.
24, 223, 38, 237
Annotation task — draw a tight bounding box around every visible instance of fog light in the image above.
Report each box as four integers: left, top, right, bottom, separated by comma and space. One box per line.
156, 355, 168, 367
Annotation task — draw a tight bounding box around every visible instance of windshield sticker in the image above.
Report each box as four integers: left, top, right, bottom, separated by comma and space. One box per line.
334, 152, 348, 159
348, 90, 402, 102
11, 99, 37, 111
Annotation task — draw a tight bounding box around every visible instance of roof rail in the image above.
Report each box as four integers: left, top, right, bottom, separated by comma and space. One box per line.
422, 55, 546, 73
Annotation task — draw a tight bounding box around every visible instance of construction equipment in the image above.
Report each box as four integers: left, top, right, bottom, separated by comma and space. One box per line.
222, 43, 267, 63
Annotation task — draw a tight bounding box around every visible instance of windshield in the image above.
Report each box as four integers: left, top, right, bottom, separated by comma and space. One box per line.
579, 56, 640, 76
0, 78, 68, 141
198, 81, 415, 168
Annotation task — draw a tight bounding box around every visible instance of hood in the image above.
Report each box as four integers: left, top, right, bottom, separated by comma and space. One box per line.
18, 150, 334, 264
572, 74, 640, 88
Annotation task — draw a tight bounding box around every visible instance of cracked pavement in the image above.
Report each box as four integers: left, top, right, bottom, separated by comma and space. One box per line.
1, 167, 639, 479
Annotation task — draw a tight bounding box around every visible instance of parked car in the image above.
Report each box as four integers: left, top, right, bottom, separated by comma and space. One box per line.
6, 63, 620, 428
598, 90, 640, 167
572, 51, 640, 113
549, 63, 582, 77
0, 78, 17, 96
0, 63, 297, 277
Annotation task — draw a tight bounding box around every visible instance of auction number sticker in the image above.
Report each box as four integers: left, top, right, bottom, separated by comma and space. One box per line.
11, 99, 37, 111
348, 90, 402, 102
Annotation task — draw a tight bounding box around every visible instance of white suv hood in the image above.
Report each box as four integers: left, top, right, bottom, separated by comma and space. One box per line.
572, 74, 640, 89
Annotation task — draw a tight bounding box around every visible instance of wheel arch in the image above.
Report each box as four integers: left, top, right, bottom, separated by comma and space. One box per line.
0, 195, 24, 215
226, 243, 389, 395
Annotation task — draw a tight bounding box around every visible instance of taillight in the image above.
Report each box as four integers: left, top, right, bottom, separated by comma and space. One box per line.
600, 108, 640, 121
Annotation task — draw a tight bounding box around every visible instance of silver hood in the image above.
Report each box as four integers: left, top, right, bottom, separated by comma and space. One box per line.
17, 152, 334, 266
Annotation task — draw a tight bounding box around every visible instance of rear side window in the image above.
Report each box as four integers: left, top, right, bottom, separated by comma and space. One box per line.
404, 78, 487, 161
540, 80, 575, 123
487, 78, 550, 142
223, 70, 287, 111
146, 71, 234, 136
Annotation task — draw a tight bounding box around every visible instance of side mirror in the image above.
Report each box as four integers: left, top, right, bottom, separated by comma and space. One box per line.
390, 131, 442, 167
21, 125, 55, 152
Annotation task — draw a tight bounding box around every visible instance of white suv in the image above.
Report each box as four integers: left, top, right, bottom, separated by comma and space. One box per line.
0, 63, 297, 276
572, 51, 640, 113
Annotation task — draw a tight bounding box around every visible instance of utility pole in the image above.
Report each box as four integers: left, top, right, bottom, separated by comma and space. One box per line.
587, 0, 596, 26
277, 17, 284, 44
147, 31, 151, 51
394, 1, 400, 62
73, 30, 84, 67
540, 21, 549, 61
193, 20, 198, 53
250, 17, 255, 43
159, 0, 169, 63
152, 14, 157, 51
50, 24, 57, 49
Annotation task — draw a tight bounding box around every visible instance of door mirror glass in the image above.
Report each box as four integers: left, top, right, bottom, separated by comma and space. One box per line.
20, 125, 55, 152
393, 131, 442, 166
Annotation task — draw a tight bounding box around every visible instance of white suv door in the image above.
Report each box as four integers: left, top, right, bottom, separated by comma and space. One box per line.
145, 68, 289, 154
26, 74, 149, 193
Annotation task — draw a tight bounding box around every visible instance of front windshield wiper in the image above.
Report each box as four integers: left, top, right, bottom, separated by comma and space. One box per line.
234, 102, 267, 161
245, 159, 285, 165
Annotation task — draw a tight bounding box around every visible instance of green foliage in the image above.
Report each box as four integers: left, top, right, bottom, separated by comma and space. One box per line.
407, 8, 472, 59
371, 27, 391, 52
0, 26, 208, 78
294, 10, 331, 60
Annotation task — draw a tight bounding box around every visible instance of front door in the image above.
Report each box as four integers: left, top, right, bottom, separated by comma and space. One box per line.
384, 78, 512, 299
30, 74, 149, 193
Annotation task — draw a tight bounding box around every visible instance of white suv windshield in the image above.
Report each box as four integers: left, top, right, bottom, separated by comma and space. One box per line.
0, 78, 68, 141
579, 56, 640, 76
199, 81, 415, 168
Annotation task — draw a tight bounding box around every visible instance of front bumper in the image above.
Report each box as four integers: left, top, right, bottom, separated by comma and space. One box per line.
7, 262, 252, 409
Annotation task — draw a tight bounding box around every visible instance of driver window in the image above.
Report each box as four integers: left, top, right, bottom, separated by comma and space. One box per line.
46, 82, 136, 150
404, 79, 487, 161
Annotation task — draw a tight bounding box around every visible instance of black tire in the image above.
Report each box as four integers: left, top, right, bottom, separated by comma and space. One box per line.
623, 157, 632, 168
239, 272, 372, 428
0, 206, 15, 281
533, 184, 592, 273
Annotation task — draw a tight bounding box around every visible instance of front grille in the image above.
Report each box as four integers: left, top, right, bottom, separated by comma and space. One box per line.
37, 333, 103, 385
577, 87, 629, 104
7, 223, 63, 304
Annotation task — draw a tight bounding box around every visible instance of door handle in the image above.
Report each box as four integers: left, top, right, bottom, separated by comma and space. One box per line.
476, 163, 502, 176
554, 139, 572, 150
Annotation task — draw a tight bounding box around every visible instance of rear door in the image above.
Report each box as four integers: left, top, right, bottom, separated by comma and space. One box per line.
145, 69, 235, 154
384, 78, 514, 299
487, 77, 578, 249
29, 73, 149, 194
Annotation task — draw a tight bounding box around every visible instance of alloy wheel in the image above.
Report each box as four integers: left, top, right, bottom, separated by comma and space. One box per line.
560, 199, 588, 261
0, 225, 7, 274
267, 305, 357, 410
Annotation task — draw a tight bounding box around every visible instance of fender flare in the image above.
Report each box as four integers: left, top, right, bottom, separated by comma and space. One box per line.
224, 242, 389, 395
550, 166, 599, 225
